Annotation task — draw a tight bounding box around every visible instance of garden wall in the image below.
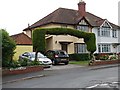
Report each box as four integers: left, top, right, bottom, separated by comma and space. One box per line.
91, 60, 120, 66
2, 66, 44, 76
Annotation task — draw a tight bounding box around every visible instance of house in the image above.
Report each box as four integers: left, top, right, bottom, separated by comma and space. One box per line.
23, 0, 120, 54
11, 33, 33, 60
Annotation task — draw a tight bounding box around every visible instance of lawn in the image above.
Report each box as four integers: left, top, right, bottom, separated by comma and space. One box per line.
69, 60, 89, 66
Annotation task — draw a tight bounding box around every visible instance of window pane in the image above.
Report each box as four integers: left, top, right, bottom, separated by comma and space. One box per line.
74, 44, 87, 53
99, 44, 111, 53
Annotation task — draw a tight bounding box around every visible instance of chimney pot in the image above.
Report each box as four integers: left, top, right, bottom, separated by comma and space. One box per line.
78, 0, 86, 16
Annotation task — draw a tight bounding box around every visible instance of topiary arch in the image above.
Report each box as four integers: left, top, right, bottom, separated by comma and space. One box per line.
32, 28, 96, 56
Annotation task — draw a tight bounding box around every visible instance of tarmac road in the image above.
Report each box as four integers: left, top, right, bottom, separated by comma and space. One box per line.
2, 64, 119, 89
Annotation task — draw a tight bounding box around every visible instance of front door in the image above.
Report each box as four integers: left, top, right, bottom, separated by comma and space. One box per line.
61, 44, 68, 53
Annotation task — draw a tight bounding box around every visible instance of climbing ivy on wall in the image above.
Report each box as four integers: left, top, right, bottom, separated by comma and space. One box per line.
32, 28, 96, 54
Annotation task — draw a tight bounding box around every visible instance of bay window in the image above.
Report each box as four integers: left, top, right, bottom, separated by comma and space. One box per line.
75, 43, 87, 53
98, 44, 111, 53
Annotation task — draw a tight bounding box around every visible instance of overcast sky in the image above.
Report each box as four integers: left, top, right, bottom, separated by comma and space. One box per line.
0, 0, 119, 35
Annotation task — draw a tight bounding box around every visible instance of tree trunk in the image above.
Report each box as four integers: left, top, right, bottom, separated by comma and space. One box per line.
35, 51, 38, 61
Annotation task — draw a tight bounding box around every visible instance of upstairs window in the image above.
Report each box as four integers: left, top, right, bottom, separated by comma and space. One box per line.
101, 27, 110, 37
77, 19, 89, 32
98, 22, 111, 37
77, 26, 89, 32
112, 29, 117, 38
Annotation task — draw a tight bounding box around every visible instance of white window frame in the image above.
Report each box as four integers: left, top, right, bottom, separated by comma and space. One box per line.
112, 29, 117, 38
75, 43, 87, 53
98, 20, 112, 37
77, 19, 89, 32
77, 25, 89, 32
98, 44, 111, 53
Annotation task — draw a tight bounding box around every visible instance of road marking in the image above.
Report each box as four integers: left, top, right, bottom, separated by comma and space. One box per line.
86, 84, 99, 88
86, 81, 119, 88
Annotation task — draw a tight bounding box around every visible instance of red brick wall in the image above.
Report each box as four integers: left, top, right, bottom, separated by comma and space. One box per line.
92, 60, 120, 66
2, 66, 44, 76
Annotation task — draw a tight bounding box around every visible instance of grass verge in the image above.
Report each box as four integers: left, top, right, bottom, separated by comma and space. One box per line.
69, 61, 89, 66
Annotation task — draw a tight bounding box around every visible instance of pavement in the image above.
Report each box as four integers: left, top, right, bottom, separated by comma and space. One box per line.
2, 63, 119, 85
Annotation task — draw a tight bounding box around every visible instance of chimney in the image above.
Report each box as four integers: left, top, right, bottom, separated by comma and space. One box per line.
78, 0, 86, 16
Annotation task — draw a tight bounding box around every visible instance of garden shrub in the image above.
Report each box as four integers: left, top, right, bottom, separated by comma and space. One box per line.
33, 28, 96, 55
9, 60, 20, 68
94, 53, 118, 60
1, 29, 16, 67
19, 58, 29, 66
69, 53, 90, 61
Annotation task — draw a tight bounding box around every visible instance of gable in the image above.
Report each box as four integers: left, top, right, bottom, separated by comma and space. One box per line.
100, 20, 112, 28
79, 19, 88, 25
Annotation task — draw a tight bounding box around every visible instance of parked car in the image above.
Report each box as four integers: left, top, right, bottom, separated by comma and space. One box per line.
19, 52, 52, 67
45, 50, 69, 65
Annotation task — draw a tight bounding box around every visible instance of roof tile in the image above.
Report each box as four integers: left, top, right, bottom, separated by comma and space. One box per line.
11, 33, 32, 45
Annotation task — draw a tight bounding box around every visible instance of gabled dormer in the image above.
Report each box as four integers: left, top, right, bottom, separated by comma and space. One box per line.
76, 17, 92, 32
98, 20, 112, 37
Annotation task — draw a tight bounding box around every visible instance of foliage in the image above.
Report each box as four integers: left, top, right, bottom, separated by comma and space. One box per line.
109, 55, 118, 60
94, 53, 118, 60
19, 58, 41, 67
69, 53, 90, 61
99, 54, 109, 60
19, 58, 29, 66
8, 60, 20, 68
1, 29, 16, 67
28, 60, 41, 66
69, 61, 89, 66
33, 28, 96, 55
32, 29, 46, 54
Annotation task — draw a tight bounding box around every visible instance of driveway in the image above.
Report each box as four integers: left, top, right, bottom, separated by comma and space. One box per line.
44, 64, 84, 70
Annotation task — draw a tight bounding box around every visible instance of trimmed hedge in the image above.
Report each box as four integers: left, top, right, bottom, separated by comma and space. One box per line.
69, 53, 90, 61
33, 28, 96, 54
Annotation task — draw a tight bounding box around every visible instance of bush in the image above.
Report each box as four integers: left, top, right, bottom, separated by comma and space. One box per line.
1, 29, 16, 67
28, 61, 41, 66
19, 58, 29, 66
94, 53, 117, 60
9, 60, 20, 68
69, 53, 90, 61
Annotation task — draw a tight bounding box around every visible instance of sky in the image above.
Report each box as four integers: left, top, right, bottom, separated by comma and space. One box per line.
0, 0, 120, 35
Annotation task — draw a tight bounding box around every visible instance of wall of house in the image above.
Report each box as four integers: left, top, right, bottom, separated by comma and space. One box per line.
52, 35, 84, 54
92, 27, 119, 53
46, 36, 54, 51
13, 45, 33, 60
24, 30, 32, 38
118, 29, 120, 53
25, 23, 75, 38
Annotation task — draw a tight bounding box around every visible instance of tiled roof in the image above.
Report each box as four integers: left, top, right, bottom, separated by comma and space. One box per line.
11, 33, 32, 45
24, 8, 120, 31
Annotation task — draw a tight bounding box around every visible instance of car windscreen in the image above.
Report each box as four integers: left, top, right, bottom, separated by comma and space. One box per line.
31, 53, 45, 58
59, 51, 67, 55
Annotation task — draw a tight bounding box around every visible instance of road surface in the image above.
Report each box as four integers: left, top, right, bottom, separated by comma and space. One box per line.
2, 65, 119, 88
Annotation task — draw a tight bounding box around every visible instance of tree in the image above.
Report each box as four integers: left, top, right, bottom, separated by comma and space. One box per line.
1, 29, 16, 67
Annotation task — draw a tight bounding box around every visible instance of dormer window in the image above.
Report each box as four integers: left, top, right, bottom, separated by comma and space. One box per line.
98, 21, 111, 37
77, 19, 89, 32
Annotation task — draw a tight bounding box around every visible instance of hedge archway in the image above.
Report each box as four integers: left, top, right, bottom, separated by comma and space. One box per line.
33, 28, 96, 55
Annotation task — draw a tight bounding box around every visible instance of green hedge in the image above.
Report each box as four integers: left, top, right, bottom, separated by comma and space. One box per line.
33, 28, 96, 54
69, 53, 90, 61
